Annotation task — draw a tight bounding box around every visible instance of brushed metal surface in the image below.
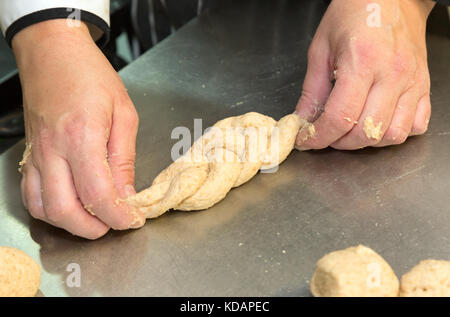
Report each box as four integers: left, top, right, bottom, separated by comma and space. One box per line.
0, 0, 449, 296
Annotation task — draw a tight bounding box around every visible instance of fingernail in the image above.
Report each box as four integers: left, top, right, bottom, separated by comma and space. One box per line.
124, 184, 136, 198
295, 145, 310, 151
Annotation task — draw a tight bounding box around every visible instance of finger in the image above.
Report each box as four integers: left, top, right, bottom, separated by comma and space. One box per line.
410, 94, 431, 136
38, 154, 110, 240
331, 79, 402, 150
295, 40, 333, 121
67, 127, 145, 230
374, 86, 422, 147
108, 101, 139, 199
22, 161, 45, 220
296, 72, 372, 150
20, 175, 28, 210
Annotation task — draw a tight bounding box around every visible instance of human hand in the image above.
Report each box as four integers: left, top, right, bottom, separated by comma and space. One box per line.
13, 20, 145, 239
295, 0, 435, 150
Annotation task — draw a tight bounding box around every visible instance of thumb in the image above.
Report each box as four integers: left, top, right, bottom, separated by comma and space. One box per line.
295, 41, 333, 122
108, 101, 140, 199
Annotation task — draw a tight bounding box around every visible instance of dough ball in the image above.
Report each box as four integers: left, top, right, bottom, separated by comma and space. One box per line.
400, 259, 450, 297
310, 245, 399, 297
0, 247, 41, 297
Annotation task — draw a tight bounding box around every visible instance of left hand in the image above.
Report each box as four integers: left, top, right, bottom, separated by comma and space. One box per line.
295, 0, 435, 150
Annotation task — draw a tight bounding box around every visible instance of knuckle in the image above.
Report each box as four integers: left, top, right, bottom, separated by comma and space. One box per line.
120, 104, 140, 128
329, 108, 358, 132
108, 158, 136, 184
80, 186, 108, 206
116, 88, 132, 104
30, 137, 56, 165
299, 90, 315, 104
45, 205, 68, 224
115, 159, 135, 174
348, 38, 378, 69
30, 148, 53, 168
412, 120, 429, 135
307, 44, 319, 63
298, 91, 324, 117
390, 51, 416, 78
358, 137, 378, 147
356, 48, 375, 68
415, 70, 431, 92
352, 66, 372, 79
356, 129, 382, 147
57, 113, 89, 147
28, 205, 42, 219
385, 126, 409, 145
128, 108, 139, 126
423, 79, 431, 93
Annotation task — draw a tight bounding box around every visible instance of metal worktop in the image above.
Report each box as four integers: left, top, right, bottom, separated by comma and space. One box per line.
0, 0, 449, 296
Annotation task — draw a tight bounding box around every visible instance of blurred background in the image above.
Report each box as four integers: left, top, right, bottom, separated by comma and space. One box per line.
0, 0, 448, 154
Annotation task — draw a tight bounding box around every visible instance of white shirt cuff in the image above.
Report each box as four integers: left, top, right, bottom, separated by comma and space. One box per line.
0, 0, 110, 46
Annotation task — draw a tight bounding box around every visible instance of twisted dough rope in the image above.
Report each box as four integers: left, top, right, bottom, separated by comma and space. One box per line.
126, 112, 312, 218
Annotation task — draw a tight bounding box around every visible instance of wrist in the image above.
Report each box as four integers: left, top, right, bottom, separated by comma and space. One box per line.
12, 19, 93, 68
413, 0, 436, 15
403, 0, 435, 18
398, 0, 435, 37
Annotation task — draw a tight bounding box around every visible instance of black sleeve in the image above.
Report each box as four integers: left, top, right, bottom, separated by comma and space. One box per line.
5, 8, 110, 48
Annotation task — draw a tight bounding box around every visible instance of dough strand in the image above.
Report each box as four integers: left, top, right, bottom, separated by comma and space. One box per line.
126, 112, 309, 218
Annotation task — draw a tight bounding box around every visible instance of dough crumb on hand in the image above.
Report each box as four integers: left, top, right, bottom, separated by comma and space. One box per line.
310, 245, 399, 297
84, 204, 95, 216
0, 247, 41, 297
344, 117, 358, 124
363, 116, 383, 141
295, 121, 315, 144
18, 142, 32, 173
400, 259, 450, 297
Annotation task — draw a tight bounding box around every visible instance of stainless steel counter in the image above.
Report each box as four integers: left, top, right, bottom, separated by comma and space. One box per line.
0, 0, 449, 296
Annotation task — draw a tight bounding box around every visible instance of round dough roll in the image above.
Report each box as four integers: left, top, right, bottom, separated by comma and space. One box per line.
0, 247, 41, 297
310, 245, 399, 297
400, 259, 450, 297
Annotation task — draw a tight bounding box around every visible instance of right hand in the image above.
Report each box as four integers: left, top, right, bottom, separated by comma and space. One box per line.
13, 20, 146, 239
295, 0, 433, 150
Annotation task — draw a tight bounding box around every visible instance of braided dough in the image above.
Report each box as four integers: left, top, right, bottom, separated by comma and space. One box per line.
126, 112, 309, 218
